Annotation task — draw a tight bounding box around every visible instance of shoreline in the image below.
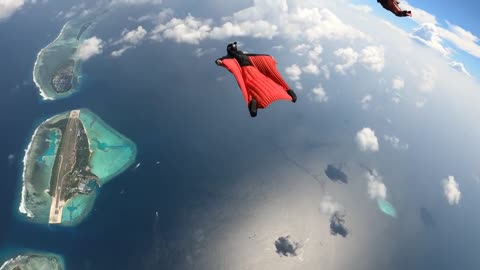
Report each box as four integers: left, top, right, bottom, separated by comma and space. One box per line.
19, 114, 57, 219
32, 23, 69, 101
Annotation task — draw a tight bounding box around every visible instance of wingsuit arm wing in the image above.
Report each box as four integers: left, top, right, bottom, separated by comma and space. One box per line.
217, 58, 251, 105
247, 54, 291, 91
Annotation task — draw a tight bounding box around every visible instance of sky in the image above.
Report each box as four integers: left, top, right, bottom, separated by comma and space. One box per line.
1, 0, 480, 269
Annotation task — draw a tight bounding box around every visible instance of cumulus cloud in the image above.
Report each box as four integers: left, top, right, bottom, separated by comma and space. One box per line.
120, 26, 147, 45
302, 63, 320, 75
285, 64, 302, 81
75, 37, 104, 61
384, 135, 408, 150
151, 14, 212, 44
416, 99, 426, 108
410, 23, 451, 57
361, 94, 372, 110
294, 81, 303, 90
356, 128, 379, 152
334, 47, 358, 74
324, 164, 348, 184
392, 76, 405, 90
111, 46, 131, 58
449, 61, 471, 77
367, 170, 387, 200
148, 0, 368, 46
210, 20, 278, 39
320, 196, 342, 216
359, 46, 385, 72
442, 176, 461, 205
334, 46, 384, 73
330, 211, 349, 238
110, 26, 148, 57
405, 2, 480, 59
193, 47, 216, 57
275, 236, 300, 257
110, 0, 163, 5
418, 67, 437, 91
311, 84, 328, 103
349, 4, 372, 13
0, 0, 25, 21
321, 65, 330, 80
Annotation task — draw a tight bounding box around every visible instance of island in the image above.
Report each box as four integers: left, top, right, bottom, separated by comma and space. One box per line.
33, 10, 107, 100
20, 109, 137, 226
0, 253, 64, 270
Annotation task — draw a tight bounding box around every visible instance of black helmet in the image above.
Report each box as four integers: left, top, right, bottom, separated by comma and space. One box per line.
227, 42, 238, 54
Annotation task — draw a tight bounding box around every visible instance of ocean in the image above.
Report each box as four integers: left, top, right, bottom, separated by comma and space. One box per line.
0, 4, 293, 268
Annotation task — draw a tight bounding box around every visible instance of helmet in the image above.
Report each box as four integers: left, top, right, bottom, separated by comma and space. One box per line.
227, 42, 238, 54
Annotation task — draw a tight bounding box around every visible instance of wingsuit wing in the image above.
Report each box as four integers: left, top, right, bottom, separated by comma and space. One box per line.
247, 54, 291, 91
220, 58, 251, 105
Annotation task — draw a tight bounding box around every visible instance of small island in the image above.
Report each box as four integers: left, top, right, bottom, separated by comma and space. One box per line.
20, 109, 136, 226
33, 10, 107, 100
0, 253, 64, 270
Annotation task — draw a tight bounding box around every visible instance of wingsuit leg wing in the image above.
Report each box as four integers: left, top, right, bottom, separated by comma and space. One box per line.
248, 55, 297, 102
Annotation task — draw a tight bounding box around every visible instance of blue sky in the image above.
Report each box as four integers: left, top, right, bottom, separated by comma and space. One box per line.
352, 0, 479, 78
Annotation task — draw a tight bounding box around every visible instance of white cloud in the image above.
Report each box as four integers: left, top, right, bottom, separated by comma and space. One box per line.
0, 0, 25, 21
392, 76, 405, 90
349, 4, 372, 14
359, 46, 384, 72
334, 47, 358, 74
120, 26, 147, 45
75, 37, 103, 61
361, 94, 372, 110
356, 127, 379, 152
405, 2, 480, 59
418, 67, 437, 91
291, 44, 310, 56
449, 61, 471, 77
401, 1, 437, 25
302, 63, 320, 75
311, 84, 328, 103
366, 170, 387, 200
321, 65, 330, 80
410, 23, 451, 57
383, 135, 408, 150
294, 81, 303, 90
111, 46, 132, 58
272, 45, 284, 51
415, 99, 426, 108
439, 22, 480, 58
148, 1, 368, 45
151, 14, 212, 44
210, 20, 278, 39
285, 64, 302, 81
284, 7, 368, 42
442, 176, 461, 205
110, 0, 163, 5
320, 196, 342, 215
193, 47, 216, 57
308, 45, 323, 62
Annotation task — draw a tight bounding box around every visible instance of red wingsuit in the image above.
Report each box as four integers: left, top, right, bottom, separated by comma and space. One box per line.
216, 43, 296, 117
378, 0, 412, 17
